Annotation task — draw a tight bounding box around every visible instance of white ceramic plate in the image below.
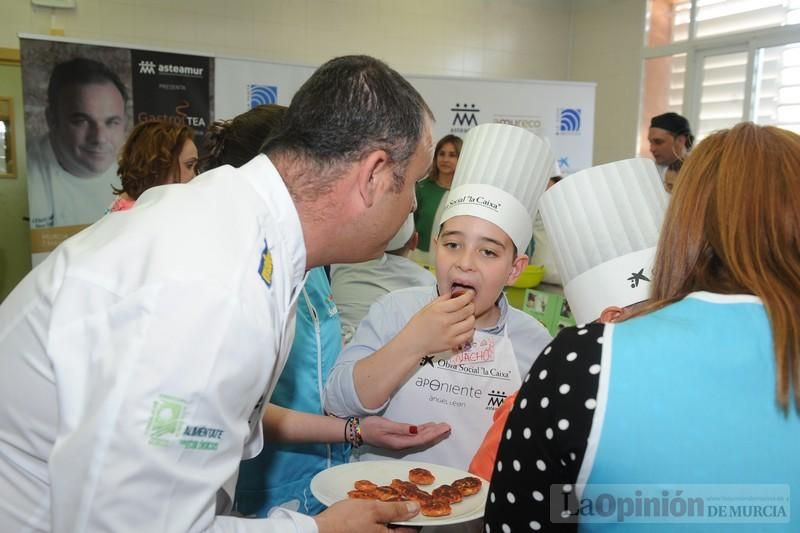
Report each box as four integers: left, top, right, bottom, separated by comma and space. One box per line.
310, 460, 489, 526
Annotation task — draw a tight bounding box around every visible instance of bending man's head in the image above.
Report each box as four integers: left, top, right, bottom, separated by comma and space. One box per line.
264, 55, 433, 201
264, 55, 434, 264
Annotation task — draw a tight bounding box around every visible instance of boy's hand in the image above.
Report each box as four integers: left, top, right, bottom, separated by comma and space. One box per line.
401, 291, 475, 355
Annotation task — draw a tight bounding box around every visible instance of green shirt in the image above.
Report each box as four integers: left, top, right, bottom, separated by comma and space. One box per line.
414, 178, 448, 252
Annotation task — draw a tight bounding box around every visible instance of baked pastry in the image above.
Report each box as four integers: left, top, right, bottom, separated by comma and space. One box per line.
420, 497, 452, 517
432, 484, 463, 504
354, 480, 378, 492
347, 489, 376, 500
408, 467, 435, 485
390, 478, 415, 490
374, 486, 402, 501
452, 476, 482, 496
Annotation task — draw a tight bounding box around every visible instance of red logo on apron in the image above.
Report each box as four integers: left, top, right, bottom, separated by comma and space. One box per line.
450, 337, 496, 365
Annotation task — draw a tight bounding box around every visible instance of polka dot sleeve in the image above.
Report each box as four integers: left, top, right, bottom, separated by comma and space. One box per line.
483, 323, 605, 533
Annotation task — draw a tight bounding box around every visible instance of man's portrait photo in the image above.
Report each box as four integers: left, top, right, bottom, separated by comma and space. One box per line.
22, 42, 132, 229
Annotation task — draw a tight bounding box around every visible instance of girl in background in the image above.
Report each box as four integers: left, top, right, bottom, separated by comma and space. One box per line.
412, 134, 462, 264
110, 119, 197, 211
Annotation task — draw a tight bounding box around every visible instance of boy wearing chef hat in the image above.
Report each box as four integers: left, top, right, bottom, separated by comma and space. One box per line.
324, 123, 554, 470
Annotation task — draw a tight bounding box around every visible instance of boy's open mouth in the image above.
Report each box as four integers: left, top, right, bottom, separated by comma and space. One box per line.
450, 282, 476, 298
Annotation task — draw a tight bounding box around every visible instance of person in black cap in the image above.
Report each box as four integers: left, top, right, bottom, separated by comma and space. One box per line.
648, 112, 693, 178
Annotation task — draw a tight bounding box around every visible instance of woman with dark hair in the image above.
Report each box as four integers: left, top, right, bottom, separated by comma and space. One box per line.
110, 119, 197, 211
201, 104, 285, 172
412, 134, 462, 261
484, 123, 800, 532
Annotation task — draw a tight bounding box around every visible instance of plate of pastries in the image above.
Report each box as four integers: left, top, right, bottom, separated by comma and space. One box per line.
310, 460, 489, 526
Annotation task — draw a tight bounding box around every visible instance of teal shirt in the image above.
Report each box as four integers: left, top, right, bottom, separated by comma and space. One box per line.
414, 178, 448, 252
234, 267, 347, 516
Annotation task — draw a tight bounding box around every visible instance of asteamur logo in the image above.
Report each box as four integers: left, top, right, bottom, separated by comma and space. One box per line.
451, 103, 480, 133
138, 60, 204, 78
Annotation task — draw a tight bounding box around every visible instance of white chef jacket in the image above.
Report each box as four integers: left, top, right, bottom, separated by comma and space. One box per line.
27, 135, 121, 228
330, 254, 435, 343
324, 285, 551, 419
0, 155, 317, 533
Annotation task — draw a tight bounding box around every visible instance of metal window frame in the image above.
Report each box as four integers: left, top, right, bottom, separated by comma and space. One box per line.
640, 0, 800, 144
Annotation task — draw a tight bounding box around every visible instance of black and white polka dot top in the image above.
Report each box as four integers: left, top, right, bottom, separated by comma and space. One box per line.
483, 323, 604, 533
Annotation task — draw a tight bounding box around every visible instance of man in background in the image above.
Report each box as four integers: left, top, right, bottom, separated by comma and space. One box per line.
648, 111, 693, 180
27, 57, 129, 228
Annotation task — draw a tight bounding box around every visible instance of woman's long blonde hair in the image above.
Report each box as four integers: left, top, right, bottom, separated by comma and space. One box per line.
634, 123, 800, 412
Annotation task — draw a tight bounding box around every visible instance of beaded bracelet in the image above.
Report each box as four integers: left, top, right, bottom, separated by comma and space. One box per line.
353, 417, 363, 448
344, 416, 363, 448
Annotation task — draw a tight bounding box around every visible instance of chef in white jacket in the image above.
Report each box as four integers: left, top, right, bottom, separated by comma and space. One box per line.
0, 55, 433, 533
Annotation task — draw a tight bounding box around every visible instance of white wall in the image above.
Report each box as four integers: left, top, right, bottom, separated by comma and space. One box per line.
1, 0, 648, 162
0, 0, 649, 299
0, 0, 573, 80
570, 0, 647, 165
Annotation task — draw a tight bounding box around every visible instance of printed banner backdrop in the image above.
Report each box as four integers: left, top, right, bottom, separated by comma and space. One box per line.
409, 75, 595, 176
130, 50, 212, 148
19, 35, 213, 265
214, 57, 314, 120
214, 58, 595, 176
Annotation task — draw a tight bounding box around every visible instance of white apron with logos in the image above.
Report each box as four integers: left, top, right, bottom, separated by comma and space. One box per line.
355, 327, 522, 470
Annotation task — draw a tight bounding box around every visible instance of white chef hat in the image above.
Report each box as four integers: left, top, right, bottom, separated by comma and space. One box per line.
539, 158, 668, 324
386, 214, 415, 251
438, 123, 555, 253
